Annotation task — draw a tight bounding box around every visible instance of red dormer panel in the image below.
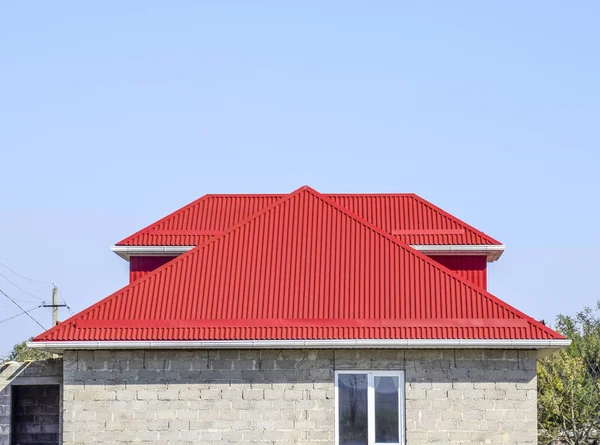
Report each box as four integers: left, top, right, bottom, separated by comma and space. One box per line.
428, 255, 487, 289
129, 254, 489, 288
130, 256, 176, 283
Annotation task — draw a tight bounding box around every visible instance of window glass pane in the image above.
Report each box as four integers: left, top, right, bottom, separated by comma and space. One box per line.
338, 374, 368, 445
374, 376, 399, 443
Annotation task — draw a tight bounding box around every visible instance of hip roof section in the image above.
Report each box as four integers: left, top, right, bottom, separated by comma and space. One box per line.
35, 186, 559, 343
116, 192, 500, 247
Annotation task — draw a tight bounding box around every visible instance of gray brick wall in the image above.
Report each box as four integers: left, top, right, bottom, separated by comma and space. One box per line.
11, 384, 60, 445
0, 359, 63, 445
0, 383, 10, 444
62, 349, 537, 445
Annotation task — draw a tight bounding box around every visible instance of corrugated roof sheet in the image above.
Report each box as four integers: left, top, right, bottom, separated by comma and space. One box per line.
116, 193, 500, 247
35, 186, 558, 342
117, 195, 283, 247
328, 194, 500, 245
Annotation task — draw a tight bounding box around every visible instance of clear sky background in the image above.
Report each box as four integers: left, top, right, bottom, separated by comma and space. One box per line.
1, 2, 598, 355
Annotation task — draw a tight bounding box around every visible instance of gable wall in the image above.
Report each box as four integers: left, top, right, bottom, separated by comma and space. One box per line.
62, 348, 536, 445
429, 255, 487, 289
129, 256, 177, 283
128, 254, 489, 288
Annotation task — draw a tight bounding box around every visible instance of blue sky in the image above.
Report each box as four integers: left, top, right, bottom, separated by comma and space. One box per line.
0, 2, 598, 354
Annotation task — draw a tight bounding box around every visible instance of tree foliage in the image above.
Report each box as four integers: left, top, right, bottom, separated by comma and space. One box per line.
538, 302, 600, 445
1, 338, 52, 363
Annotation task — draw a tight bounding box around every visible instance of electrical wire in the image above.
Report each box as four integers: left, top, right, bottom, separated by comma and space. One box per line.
0, 297, 41, 307
0, 262, 75, 318
0, 271, 45, 302
57, 287, 75, 316
0, 262, 53, 285
0, 287, 46, 330
0, 304, 43, 324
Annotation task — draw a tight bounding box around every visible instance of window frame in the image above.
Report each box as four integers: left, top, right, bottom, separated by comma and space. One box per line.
334, 370, 406, 445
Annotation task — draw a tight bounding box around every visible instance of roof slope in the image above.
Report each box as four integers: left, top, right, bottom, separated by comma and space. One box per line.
36, 186, 558, 342
116, 193, 500, 247
117, 194, 283, 247
328, 194, 500, 245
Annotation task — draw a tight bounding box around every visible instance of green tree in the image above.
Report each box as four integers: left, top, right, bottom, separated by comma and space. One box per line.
538, 302, 600, 444
2, 338, 52, 363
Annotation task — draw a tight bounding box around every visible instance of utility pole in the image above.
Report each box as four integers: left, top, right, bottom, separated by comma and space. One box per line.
52, 284, 59, 326
43, 284, 66, 327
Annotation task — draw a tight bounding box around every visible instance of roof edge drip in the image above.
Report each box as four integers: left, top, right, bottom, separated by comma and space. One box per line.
111, 244, 506, 262
28, 339, 571, 359
110, 245, 195, 261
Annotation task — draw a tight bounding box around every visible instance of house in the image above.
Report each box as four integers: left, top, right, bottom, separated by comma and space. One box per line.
21, 186, 566, 444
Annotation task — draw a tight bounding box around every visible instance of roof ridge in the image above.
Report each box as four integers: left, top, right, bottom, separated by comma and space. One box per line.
409, 194, 502, 245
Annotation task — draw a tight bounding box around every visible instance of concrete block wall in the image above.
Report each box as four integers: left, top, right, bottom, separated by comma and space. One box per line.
11, 384, 60, 445
0, 359, 63, 445
62, 348, 537, 445
0, 382, 10, 443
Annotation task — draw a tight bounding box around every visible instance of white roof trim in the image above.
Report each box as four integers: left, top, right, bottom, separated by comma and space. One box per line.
111, 244, 506, 262
110, 245, 195, 261
411, 244, 506, 262
28, 339, 569, 358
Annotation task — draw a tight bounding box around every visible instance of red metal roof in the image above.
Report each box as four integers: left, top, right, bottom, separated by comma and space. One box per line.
116, 193, 500, 247
327, 194, 501, 246
117, 195, 283, 247
35, 186, 559, 342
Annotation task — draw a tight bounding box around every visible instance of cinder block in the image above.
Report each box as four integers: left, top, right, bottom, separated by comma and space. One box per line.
197, 410, 219, 421
283, 389, 303, 400
58, 348, 537, 445
147, 419, 169, 431
263, 389, 285, 400
242, 389, 263, 400
157, 390, 179, 400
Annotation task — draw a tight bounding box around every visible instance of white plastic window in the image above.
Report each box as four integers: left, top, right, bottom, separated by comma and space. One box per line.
335, 370, 405, 445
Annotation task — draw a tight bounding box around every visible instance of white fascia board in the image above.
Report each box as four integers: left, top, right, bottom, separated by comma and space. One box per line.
110, 246, 194, 261
28, 339, 570, 356
412, 244, 506, 262
111, 244, 506, 262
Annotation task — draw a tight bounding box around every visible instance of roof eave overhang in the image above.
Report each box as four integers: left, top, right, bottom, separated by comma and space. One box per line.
28, 338, 569, 359
411, 244, 506, 262
110, 245, 196, 261
111, 244, 506, 262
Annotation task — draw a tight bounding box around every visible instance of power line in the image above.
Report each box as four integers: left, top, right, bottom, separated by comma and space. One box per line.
33, 283, 54, 294
0, 304, 43, 324
0, 299, 39, 310
0, 287, 46, 330
0, 262, 53, 285
0, 296, 41, 307
0, 262, 75, 321
0, 271, 46, 302
57, 287, 75, 316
